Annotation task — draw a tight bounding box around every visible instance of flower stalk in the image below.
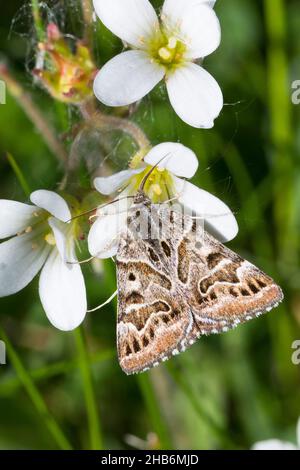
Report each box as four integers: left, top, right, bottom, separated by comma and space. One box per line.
31, 0, 46, 42
74, 327, 103, 450
264, 0, 295, 264
0, 326, 72, 450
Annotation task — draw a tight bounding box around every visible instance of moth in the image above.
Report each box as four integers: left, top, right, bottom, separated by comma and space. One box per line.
115, 189, 283, 375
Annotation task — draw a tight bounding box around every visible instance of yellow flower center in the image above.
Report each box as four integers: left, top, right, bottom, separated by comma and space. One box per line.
147, 30, 187, 69
129, 166, 176, 204
45, 233, 56, 246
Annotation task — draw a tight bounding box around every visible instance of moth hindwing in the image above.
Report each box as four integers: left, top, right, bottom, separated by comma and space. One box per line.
116, 191, 283, 375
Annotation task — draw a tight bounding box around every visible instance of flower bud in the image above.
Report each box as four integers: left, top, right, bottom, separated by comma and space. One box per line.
33, 23, 97, 104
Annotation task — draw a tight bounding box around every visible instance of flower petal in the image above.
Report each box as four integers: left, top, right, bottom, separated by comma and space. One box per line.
94, 168, 144, 196
0, 232, 50, 297
162, 1, 220, 58
252, 440, 298, 451
144, 142, 198, 178
0, 200, 37, 239
48, 218, 73, 263
39, 248, 87, 331
166, 63, 223, 128
174, 177, 238, 242
297, 418, 300, 447
30, 190, 71, 223
162, 0, 217, 21
93, 0, 159, 48
88, 191, 130, 258
94, 50, 165, 107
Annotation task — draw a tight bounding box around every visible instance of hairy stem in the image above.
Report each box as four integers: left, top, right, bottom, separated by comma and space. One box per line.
31, 0, 46, 42
80, 100, 151, 151
81, 0, 94, 46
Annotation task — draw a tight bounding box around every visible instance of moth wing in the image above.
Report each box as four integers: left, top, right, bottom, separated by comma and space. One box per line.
116, 226, 193, 375
178, 226, 283, 342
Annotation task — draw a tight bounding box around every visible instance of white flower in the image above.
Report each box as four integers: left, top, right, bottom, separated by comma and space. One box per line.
0, 190, 87, 331
93, 0, 222, 128
88, 142, 238, 258
252, 418, 300, 450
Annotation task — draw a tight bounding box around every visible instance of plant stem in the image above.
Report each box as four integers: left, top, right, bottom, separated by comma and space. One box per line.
81, 0, 94, 44
137, 373, 172, 450
74, 327, 103, 450
0, 326, 72, 450
31, 0, 46, 42
264, 0, 296, 264
0, 64, 68, 166
6, 152, 31, 197
166, 362, 230, 446
0, 348, 115, 398
80, 100, 151, 151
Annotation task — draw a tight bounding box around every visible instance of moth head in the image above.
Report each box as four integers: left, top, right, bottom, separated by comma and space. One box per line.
133, 190, 151, 206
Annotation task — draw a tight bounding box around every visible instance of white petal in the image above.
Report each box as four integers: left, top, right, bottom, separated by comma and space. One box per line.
174, 177, 238, 242
297, 418, 300, 447
0, 200, 37, 239
163, 0, 217, 15
48, 218, 74, 263
30, 190, 71, 223
144, 143, 198, 178
166, 63, 223, 128
163, 0, 217, 21
94, 168, 144, 196
88, 194, 130, 258
0, 232, 50, 297
252, 440, 298, 451
93, 0, 159, 48
162, 1, 220, 59
94, 50, 165, 107
39, 248, 87, 331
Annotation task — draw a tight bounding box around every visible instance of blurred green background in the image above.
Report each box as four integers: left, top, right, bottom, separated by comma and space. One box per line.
0, 0, 300, 450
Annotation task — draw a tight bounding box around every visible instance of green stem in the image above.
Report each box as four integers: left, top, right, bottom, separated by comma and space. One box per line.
166, 362, 232, 447
0, 326, 72, 450
0, 349, 115, 398
6, 152, 31, 197
264, 0, 295, 264
74, 327, 103, 450
31, 0, 46, 42
137, 373, 172, 450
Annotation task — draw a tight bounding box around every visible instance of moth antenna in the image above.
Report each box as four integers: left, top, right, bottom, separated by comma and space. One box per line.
87, 290, 118, 313
139, 152, 171, 192
67, 195, 135, 223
